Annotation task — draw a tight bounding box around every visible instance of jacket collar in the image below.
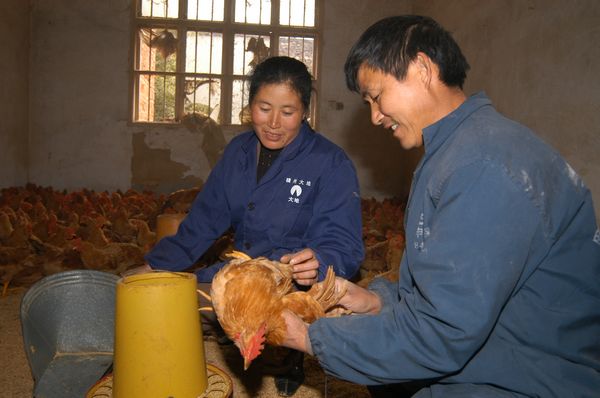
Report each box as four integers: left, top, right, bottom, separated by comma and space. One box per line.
422, 91, 492, 156
281, 121, 314, 161
238, 122, 315, 184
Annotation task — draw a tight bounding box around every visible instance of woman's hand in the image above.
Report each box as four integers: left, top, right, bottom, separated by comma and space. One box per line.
280, 248, 319, 286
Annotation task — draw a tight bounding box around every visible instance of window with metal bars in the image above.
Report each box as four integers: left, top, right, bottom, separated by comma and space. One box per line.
132, 0, 319, 126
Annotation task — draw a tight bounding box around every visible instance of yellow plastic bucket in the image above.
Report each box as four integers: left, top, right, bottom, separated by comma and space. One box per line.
156, 213, 186, 241
113, 272, 207, 397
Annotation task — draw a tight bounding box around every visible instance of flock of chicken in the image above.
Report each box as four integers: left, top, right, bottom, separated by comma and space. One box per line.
359, 196, 406, 284
0, 184, 405, 296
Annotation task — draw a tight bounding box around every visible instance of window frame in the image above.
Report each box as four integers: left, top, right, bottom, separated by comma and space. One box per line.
129, 0, 322, 127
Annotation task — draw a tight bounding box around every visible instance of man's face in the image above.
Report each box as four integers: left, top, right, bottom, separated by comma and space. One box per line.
357, 63, 427, 150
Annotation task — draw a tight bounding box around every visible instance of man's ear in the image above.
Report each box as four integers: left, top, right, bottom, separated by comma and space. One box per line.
415, 52, 433, 88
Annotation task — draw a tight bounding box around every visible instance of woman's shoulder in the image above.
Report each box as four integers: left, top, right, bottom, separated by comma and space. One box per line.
308, 129, 348, 157
298, 131, 356, 177
228, 129, 255, 145
222, 129, 255, 154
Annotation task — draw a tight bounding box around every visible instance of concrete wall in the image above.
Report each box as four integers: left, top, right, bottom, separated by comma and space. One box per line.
0, 0, 29, 187
5, 0, 600, 216
319, 0, 422, 201
27, 0, 239, 194
28, 1, 133, 192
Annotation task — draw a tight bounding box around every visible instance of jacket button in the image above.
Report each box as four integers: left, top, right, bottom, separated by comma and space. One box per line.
244, 242, 251, 250
247, 202, 255, 210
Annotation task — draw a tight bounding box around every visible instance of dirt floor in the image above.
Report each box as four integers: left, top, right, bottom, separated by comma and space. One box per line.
0, 287, 370, 398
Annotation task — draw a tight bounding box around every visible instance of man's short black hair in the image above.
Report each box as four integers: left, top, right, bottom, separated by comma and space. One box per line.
344, 15, 470, 91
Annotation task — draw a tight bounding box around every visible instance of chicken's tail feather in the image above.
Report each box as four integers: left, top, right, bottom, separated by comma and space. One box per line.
308, 266, 345, 311
225, 250, 252, 261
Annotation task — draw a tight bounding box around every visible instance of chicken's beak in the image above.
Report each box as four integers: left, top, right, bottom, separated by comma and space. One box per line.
237, 342, 252, 370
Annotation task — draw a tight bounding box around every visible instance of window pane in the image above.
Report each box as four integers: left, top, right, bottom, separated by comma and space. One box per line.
135, 74, 176, 122
280, 0, 315, 27
140, 0, 179, 18
133, 0, 319, 126
234, 34, 271, 75
231, 79, 250, 124
186, 31, 223, 74
137, 29, 178, 73
184, 78, 221, 122
235, 0, 271, 24
278, 36, 314, 74
187, 0, 224, 21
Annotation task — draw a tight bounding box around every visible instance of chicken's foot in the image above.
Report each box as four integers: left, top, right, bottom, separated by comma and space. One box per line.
197, 289, 214, 313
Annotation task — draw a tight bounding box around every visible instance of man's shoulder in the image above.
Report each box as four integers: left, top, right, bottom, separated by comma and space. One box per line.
451, 108, 550, 167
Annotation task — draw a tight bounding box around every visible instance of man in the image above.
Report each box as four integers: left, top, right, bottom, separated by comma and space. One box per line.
281, 15, 600, 397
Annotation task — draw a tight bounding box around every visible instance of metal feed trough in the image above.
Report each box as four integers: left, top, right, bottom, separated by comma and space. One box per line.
20, 270, 118, 398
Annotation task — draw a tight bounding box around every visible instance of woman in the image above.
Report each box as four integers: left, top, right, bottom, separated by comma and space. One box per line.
144, 56, 365, 396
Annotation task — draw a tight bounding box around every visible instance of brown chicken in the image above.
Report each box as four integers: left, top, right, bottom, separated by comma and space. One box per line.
72, 237, 145, 274
208, 252, 346, 369
129, 218, 157, 252
0, 211, 14, 241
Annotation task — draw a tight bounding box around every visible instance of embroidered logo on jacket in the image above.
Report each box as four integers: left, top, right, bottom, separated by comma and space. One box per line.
593, 229, 600, 246
285, 177, 311, 204
414, 212, 430, 251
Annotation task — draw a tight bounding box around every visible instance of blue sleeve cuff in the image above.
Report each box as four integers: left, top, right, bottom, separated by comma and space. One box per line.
313, 250, 329, 281
367, 276, 399, 313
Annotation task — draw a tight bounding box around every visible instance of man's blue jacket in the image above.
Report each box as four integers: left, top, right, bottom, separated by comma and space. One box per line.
309, 93, 600, 397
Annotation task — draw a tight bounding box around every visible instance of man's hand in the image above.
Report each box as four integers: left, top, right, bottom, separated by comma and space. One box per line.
280, 279, 383, 356
281, 310, 314, 355
280, 248, 319, 286
334, 277, 382, 315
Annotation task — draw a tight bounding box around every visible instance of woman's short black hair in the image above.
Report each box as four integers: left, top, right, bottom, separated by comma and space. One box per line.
344, 15, 470, 91
249, 56, 313, 111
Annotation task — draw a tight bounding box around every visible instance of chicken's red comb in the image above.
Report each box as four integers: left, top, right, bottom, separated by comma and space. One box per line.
247, 323, 267, 362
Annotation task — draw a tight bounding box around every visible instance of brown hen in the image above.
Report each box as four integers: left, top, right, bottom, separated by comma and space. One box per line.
209, 252, 345, 369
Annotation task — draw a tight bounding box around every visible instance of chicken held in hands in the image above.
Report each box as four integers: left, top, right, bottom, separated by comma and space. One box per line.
208, 251, 347, 369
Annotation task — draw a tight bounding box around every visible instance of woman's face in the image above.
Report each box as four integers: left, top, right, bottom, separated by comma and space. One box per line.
250, 82, 305, 150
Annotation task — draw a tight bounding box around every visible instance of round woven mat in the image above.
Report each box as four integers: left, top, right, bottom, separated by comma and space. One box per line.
86, 363, 232, 398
